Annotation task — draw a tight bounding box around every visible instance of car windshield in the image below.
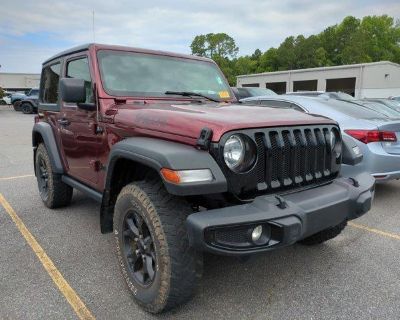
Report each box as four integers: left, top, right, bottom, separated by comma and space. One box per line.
245, 88, 277, 96
97, 50, 232, 101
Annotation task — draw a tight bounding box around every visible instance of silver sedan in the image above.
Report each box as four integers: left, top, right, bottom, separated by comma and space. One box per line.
241, 95, 400, 183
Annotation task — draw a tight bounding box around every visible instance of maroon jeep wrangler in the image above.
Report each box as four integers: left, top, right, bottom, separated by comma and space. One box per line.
33, 43, 374, 313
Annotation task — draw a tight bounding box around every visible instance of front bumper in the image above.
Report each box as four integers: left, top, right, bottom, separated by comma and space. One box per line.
186, 172, 375, 256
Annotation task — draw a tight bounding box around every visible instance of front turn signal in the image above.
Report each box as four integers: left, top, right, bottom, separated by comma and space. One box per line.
160, 168, 213, 184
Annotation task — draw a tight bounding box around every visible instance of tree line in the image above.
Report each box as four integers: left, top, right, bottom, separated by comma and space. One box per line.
190, 15, 400, 85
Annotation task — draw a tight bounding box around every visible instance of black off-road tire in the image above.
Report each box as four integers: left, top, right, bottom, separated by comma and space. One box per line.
299, 220, 347, 245
114, 180, 202, 313
35, 143, 73, 208
21, 102, 33, 114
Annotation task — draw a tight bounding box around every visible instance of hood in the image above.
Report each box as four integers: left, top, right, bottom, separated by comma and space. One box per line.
113, 102, 336, 144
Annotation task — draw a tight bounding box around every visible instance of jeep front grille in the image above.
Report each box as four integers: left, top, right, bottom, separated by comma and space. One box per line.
211, 125, 341, 197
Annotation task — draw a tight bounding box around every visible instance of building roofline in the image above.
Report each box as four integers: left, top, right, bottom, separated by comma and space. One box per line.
237, 61, 400, 78
43, 43, 213, 65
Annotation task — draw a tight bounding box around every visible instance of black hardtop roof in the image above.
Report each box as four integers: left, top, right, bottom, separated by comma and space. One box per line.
42, 43, 213, 65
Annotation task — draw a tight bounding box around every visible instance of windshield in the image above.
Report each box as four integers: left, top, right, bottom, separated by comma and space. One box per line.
245, 88, 277, 96
97, 50, 232, 101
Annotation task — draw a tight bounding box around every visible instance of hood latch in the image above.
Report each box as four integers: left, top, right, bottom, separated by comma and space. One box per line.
197, 127, 213, 150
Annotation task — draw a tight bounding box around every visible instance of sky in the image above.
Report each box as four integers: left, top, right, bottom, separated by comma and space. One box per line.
0, 0, 399, 73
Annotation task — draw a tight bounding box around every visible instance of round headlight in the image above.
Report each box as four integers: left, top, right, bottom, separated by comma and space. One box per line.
223, 135, 245, 170
223, 134, 257, 173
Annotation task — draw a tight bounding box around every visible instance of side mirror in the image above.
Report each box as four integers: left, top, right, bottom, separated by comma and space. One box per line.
59, 78, 96, 111
342, 135, 363, 166
60, 78, 86, 103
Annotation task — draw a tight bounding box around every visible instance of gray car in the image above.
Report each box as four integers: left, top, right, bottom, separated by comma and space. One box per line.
241, 95, 400, 183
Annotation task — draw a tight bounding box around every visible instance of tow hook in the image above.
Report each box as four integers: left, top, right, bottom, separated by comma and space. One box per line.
275, 195, 287, 209
348, 177, 360, 187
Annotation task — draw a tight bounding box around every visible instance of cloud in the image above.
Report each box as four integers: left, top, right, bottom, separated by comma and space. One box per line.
0, 0, 399, 72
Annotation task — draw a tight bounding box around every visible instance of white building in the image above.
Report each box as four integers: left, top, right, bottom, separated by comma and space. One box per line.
0, 72, 41, 92
236, 61, 400, 98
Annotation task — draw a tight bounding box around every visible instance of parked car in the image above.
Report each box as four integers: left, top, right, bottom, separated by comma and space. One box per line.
33, 43, 374, 313
0, 91, 12, 105
242, 94, 400, 183
11, 88, 39, 110
286, 91, 400, 119
19, 97, 39, 114
231, 86, 277, 100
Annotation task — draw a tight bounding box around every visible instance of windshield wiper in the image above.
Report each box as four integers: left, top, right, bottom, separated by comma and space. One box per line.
165, 91, 220, 103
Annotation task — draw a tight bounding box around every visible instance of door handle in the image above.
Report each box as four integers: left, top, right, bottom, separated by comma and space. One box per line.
57, 118, 70, 126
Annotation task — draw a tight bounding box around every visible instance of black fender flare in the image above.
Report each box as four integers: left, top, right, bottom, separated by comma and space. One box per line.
105, 137, 227, 196
32, 122, 64, 174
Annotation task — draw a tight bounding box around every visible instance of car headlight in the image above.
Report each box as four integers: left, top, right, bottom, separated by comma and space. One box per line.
223, 134, 257, 173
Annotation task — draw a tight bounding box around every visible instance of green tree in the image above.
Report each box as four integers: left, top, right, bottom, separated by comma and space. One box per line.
0, 87, 4, 99
190, 33, 239, 59
189, 15, 400, 84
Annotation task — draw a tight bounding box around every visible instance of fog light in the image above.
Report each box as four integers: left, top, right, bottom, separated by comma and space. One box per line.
251, 225, 263, 242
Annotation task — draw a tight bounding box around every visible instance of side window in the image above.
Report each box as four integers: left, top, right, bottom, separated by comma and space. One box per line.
66, 57, 93, 103
41, 63, 61, 104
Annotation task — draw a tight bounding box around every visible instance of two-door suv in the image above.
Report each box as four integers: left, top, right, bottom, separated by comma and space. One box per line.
33, 43, 375, 313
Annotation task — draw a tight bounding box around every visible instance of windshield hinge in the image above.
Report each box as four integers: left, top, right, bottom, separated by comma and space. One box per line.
197, 127, 213, 150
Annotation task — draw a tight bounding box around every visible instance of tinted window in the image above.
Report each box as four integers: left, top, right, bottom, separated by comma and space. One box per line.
237, 88, 251, 99
41, 63, 60, 103
66, 57, 93, 103
97, 50, 231, 101
29, 89, 39, 96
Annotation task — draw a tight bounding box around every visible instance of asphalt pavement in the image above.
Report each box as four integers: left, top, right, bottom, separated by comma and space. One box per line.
1, 105, 400, 319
